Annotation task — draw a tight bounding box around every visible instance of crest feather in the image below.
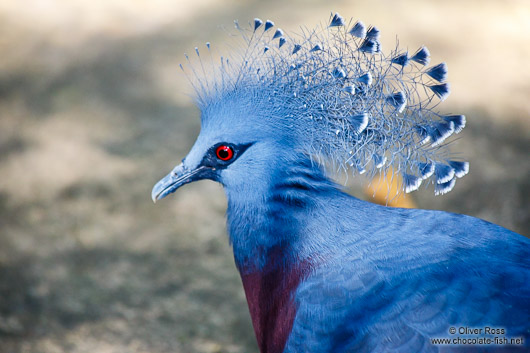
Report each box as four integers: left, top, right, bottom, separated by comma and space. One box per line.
180, 12, 468, 196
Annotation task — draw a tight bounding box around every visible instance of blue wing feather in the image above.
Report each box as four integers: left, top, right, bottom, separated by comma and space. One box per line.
285, 192, 530, 352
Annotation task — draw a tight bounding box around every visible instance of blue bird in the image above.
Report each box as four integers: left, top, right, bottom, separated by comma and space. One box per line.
152, 13, 530, 353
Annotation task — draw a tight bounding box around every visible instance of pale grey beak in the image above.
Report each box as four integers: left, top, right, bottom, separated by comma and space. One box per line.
151, 163, 210, 203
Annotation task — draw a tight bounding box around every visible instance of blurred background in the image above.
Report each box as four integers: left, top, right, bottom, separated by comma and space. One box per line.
0, 0, 528, 352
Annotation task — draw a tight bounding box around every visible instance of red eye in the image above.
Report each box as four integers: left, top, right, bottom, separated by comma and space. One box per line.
216, 145, 234, 161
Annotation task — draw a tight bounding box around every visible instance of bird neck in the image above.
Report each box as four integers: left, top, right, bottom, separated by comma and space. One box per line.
224, 157, 338, 353
225, 157, 336, 270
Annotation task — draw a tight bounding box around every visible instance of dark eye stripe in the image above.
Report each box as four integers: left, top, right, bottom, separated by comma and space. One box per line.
200, 142, 254, 170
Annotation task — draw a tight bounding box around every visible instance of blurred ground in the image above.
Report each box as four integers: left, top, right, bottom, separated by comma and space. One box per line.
0, 0, 529, 352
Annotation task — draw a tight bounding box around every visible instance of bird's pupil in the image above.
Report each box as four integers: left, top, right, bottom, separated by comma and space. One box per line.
216, 145, 233, 161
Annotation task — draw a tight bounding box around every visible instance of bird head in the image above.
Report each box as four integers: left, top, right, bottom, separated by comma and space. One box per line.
151, 90, 305, 202
152, 13, 469, 203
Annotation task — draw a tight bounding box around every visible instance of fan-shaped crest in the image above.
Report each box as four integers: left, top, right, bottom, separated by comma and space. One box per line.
180, 12, 468, 195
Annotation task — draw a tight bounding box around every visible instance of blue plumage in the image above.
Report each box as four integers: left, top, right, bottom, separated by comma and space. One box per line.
331, 67, 347, 79
329, 12, 345, 27
434, 163, 455, 184
348, 113, 369, 134
291, 44, 302, 55
391, 52, 410, 66
443, 114, 466, 133
152, 12, 530, 353
419, 161, 435, 180
273, 28, 284, 39
264, 20, 274, 31
309, 43, 323, 52
429, 82, 451, 101
386, 91, 407, 113
349, 21, 366, 38
430, 121, 455, 147
411, 46, 431, 65
448, 160, 470, 178
359, 38, 380, 53
366, 25, 380, 40
357, 72, 372, 86
426, 62, 448, 82
254, 18, 263, 31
